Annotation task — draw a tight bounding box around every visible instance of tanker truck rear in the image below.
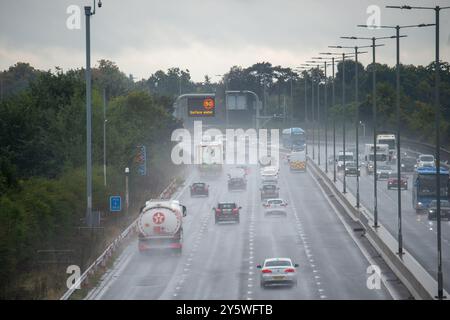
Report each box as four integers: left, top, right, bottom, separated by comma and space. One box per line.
137, 199, 187, 253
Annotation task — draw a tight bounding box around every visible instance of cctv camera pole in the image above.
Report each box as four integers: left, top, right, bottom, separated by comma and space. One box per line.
312, 74, 315, 160
355, 47, 360, 207
372, 39, 379, 227
317, 66, 321, 166
103, 87, 107, 186
324, 61, 328, 173
84, 5, 93, 226
342, 53, 347, 193
394, 25, 403, 256
125, 167, 130, 217
332, 58, 336, 182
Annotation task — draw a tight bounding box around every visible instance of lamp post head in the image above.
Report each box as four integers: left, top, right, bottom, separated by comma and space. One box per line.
125, 167, 130, 174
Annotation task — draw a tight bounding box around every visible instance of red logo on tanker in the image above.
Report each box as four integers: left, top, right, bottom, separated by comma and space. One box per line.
203, 98, 215, 110
153, 212, 165, 224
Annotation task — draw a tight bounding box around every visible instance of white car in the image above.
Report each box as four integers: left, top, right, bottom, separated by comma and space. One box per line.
257, 258, 298, 288
376, 164, 393, 180
416, 154, 435, 168
262, 198, 288, 216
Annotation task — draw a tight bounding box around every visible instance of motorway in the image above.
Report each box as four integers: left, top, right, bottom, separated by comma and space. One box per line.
86, 144, 402, 300
313, 140, 450, 293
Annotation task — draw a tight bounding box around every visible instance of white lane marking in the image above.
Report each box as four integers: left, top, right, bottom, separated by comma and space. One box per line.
308, 162, 401, 300
282, 172, 327, 300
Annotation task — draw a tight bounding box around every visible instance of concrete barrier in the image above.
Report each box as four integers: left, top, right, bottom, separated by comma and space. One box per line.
307, 155, 448, 300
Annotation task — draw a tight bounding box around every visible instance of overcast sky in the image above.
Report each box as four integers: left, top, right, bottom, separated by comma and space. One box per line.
1, 0, 449, 81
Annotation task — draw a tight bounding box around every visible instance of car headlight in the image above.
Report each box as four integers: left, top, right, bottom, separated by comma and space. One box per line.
418, 202, 423, 208
429, 210, 435, 214
401, 164, 405, 168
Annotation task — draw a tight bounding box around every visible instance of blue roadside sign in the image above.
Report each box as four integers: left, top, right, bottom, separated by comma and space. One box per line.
110, 196, 122, 212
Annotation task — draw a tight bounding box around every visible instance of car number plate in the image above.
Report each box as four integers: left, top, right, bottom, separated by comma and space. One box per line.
273, 275, 285, 280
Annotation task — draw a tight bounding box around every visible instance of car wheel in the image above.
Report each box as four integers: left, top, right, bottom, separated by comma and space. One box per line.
260, 281, 265, 288
215, 218, 218, 224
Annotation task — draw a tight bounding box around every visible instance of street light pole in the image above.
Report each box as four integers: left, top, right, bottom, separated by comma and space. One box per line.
312, 74, 315, 160
84, 2, 101, 226
355, 47, 360, 207
296, 66, 311, 155
386, 5, 449, 299
395, 25, 403, 256
332, 58, 336, 182
317, 67, 321, 166
327, 45, 368, 206
357, 24, 433, 248
342, 53, 346, 193
341, 35, 391, 226
103, 87, 107, 187
125, 167, 130, 218
324, 61, 328, 173
85, 5, 93, 226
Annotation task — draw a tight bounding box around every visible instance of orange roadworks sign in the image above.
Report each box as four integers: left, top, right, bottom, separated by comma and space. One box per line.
203, 98, 215, 110
188, 96, 215, 117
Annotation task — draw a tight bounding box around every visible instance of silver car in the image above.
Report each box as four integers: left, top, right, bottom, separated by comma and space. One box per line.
262, 198, 288, 216
257, 258, 298, 288
376, 165, 393, 180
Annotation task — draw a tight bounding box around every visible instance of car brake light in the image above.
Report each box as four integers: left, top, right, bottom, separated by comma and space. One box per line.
215, 209, 221, 215
285, 268, 295, 273
232, 208, 238, 214
262, 269, 272, 273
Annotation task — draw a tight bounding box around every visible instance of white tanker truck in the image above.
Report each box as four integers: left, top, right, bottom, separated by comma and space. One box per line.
137, 199, 187, 254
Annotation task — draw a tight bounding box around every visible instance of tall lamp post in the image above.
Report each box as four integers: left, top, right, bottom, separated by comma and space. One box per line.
385, 5, 449, 299
125, 167, 130, 222
327, 46, 368, 208
319, 54, 339, 182
84, 0, 102, 227
301, 63, 319, 160
327, 50, 357, 193
343, 34, 397, 227
312, 57, 335, 174
103, 87, 107, 186
296, 66, 312, 155
306, 61, 327, 167
358, 22, 434, 257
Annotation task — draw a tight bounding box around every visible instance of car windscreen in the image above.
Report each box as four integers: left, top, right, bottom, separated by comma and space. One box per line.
379, 166, 391, 170
265, 260, 291, 267
193, 183, 205, 187
218, 203, 236, 209
402, 158, 416, 165
417, 175, 448, 197
338, 155, 354, 161
268, 200, 282, 205
368, 154, 388, 161
420, 156, 434, 162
